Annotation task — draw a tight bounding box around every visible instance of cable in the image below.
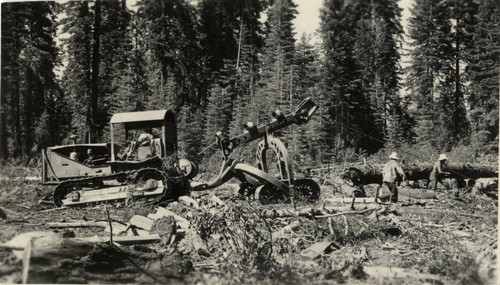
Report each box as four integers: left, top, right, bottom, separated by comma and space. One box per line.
317, 114, 475, 180
197, 142, 215, 156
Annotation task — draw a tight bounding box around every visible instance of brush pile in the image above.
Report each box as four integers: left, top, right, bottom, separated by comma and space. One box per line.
0, 164, 497, 284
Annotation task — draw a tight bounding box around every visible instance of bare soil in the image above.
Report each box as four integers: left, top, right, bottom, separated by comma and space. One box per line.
0, 166, 497, 284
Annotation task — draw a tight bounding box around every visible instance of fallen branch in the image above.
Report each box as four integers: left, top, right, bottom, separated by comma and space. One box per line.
22, 238, 32, 284
47, 221, 109, 228
4, 219, 31, 224
342, 215, 348, 235
75, 234, 161, 244
272, 221, 300, 239
424, 208, 493, 219
39, 207, 67, 213
194, 261, 220, 268
315, 207, 378, 218
417, 222, 458, 228
260, 208, 325, 219
105, 207, 113, 245
0, 206, 20, 217
328, 217, 334, 235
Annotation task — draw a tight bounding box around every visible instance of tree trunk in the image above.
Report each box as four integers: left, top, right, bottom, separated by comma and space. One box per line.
80, 1, 92, 143
90, 0, 101, 140
343, 163, 498, 186
454, 0, 461, 138
22, 67, 34, 157
0, 76, 8, 160
13, 62, 22, 157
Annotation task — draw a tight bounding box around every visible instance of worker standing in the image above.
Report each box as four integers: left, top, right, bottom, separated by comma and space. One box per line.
381, 152, 406, 202
428, 154, 451, 190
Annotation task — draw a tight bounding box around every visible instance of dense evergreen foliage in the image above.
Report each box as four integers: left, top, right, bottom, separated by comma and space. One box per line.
1, 1, 62, 160
1, 0, 498, 166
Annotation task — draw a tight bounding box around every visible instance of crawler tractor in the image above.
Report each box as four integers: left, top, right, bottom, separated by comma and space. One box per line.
42, 110, 194, 207
42, 98, 320, 207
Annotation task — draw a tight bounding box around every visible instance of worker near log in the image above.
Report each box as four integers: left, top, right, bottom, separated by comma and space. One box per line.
428, 154, 450, 190
381, 152, 406, 202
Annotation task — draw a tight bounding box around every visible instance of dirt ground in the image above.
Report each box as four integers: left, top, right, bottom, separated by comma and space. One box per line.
0, 165, 497, 284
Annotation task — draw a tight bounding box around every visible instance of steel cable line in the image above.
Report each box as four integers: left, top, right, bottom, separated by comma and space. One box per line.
316, 114, 475, 181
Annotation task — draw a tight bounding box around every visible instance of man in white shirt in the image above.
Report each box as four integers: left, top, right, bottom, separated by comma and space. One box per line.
381, 152, 406, 202
428, 154, 450, 190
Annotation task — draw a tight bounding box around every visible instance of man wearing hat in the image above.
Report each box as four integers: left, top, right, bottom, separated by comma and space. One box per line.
428, 154, 450, 190
381, 152, 406, 202
68, 134, 78, 145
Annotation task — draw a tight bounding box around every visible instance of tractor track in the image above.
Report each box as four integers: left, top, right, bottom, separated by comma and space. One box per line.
52, 168, 183, 207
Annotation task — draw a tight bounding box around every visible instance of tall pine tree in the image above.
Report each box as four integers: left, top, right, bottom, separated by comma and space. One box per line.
137, 0, 201, 108
255, 0, 297, 120
1, 1, 60, 159
60, 1, 94, 143
465, 0, 499, 141
407, 0, 455, 150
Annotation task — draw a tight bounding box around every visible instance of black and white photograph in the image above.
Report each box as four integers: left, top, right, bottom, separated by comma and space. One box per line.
0, 0, 498, 283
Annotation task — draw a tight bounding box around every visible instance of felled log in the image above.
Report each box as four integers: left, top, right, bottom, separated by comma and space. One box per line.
1, 231, 167, 284
364, 266, 442, 282
1, 232, 97, 283
342, 163, 498, 186
47, 221, 109, 228
75, 234, 160, 244
260, 204, 380, 219
326, 197, 377, 204
1, 231, 96, 262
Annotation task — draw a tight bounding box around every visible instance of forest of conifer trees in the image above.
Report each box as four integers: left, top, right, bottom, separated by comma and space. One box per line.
1, 0, 498, 168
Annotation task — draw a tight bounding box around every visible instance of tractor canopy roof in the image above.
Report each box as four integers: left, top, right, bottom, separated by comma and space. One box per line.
110, 110, 176, 129
49, 143, 109, 151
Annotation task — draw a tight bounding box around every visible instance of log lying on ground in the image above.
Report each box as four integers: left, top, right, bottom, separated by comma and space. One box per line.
0, 231, 169, 284
343, 163, 498, 186
260, 204, 381, 219
1, 231, 96, 260
47, 221, 109, 228
364, 266, 443, 282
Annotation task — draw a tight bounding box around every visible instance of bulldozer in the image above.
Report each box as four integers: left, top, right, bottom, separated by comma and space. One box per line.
42, 97, 320, 207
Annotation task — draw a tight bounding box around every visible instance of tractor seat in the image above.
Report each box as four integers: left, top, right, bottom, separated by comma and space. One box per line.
137, 146, 152, 159
137, 138, 162, 160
